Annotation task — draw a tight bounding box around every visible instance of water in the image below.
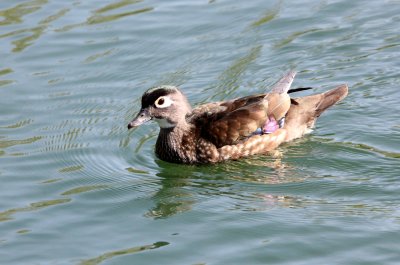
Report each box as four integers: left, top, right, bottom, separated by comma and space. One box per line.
1, 0, 400, 264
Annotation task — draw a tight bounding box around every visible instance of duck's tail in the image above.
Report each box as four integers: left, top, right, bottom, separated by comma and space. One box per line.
283, 84, 349, 142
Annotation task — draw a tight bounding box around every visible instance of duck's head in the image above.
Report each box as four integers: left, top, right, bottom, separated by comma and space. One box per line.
128, 85, 192, 130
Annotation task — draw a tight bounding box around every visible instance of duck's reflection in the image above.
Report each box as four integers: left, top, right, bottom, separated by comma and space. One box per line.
144, 161, 197, 219
144, 153, 309, 219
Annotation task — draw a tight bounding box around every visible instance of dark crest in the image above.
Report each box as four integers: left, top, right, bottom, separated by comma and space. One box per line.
141, 86, 179, 108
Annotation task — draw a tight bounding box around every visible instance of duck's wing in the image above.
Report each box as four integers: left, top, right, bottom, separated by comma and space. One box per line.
284, 84, 349, 141
199, 99, 269, 148
271, 70, 296, 94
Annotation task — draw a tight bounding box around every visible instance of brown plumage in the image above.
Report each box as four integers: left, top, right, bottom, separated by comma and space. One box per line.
127, 72, 348, 164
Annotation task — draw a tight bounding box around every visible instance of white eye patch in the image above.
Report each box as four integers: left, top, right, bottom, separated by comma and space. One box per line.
155, 96, 173, 108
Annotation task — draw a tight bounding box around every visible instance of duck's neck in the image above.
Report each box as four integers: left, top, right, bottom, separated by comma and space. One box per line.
155, 123, 196, 164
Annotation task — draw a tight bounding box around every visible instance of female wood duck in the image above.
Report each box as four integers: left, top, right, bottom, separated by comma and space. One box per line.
128, 71, 348, 164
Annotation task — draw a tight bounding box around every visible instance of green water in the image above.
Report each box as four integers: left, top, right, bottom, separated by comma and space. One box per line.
1, 0, 400, 264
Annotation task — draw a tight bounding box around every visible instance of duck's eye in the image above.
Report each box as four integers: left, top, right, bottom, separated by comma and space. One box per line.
158, 98, 165, 105
155, 96, 173, 108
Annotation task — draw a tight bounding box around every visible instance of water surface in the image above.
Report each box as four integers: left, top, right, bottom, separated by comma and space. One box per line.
1, 0, 400, 264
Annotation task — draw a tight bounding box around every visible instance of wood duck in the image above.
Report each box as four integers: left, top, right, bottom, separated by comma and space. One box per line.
128, 71, 348, 164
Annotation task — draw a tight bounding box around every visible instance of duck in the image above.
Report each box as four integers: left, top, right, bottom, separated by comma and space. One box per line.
127, 71, 348, 164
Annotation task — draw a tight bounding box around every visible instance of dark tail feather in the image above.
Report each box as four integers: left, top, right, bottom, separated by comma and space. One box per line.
288, 87, 313, 94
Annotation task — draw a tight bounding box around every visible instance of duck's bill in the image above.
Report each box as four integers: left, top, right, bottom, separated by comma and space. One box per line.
127, 109, 151, 129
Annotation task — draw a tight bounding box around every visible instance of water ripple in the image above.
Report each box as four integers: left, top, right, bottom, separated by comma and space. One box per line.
316, 137, 400, 160
61, 185, 109, 196
0, 198, 71, 222
0, 136, 42, 149
0, 6, 70, 52
78, 241, 169, 265
206, 45, 263, 101
0, 0, 48, 26
0, 68, 14, 86
250, 2, 281, 28
55, 0, 153, 32
273, 28, 323, 49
